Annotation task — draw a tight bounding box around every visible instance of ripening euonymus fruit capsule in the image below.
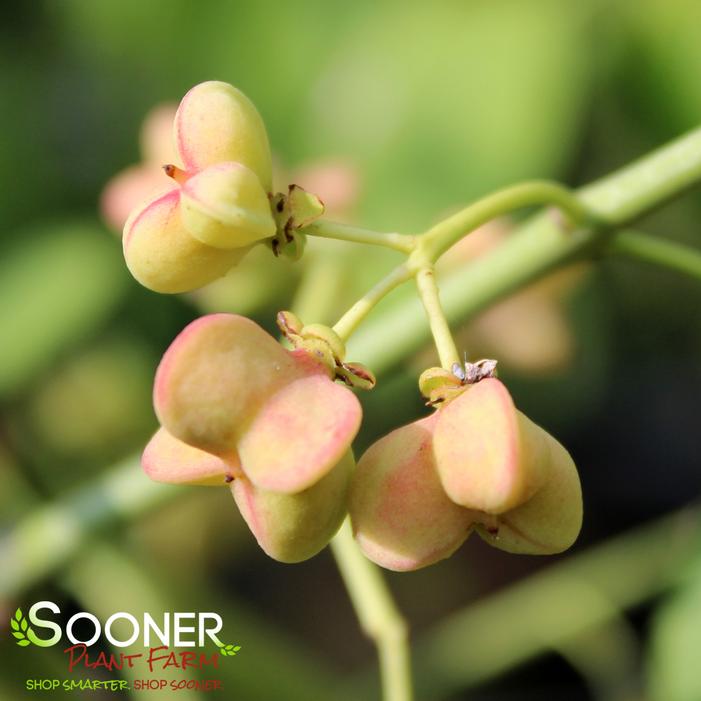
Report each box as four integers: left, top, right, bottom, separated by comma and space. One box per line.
123, 81, 276, 293
350, 378, 582, 571
142, 314, 362, 562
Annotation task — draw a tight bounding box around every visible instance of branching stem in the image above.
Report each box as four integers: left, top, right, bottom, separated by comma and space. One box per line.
418, 180, 590, 263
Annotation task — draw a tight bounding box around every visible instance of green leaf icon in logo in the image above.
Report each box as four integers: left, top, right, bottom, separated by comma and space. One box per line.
10, 608, 34, 647
218, 643, 242, 657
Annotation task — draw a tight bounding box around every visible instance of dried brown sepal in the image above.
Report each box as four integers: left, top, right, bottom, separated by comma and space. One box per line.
420, 358, 499, 406
275, 313, 373, 389
276, 310, 304, 341
465, 358, 498, 383
268, 185, 323, 260
336, 361, 376, 391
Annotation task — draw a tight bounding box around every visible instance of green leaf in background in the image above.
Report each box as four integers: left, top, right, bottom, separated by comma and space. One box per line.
57, 0, 595, 232
624, 0, 701, 134
0, 223, 128, 398
0, 447, 39, 527
647, 558, 701, 701
24, 336, 156, 465
304, 0, 595, 229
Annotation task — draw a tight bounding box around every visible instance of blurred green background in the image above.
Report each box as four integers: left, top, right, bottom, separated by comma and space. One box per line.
1, 1, 701, 699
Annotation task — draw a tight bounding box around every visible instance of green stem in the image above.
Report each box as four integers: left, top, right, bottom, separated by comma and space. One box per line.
414, 266, 460, 369
578, 127, 701, 225
303, 220, 415, 254
348, 126, 701, 369
608, 229, 701, 281
314, 183, 586, 345
418, 180, 589, 263
332, 263, 414, 342
292, 265, 414, 701
331, 519, 413, 701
